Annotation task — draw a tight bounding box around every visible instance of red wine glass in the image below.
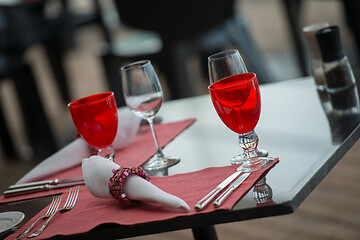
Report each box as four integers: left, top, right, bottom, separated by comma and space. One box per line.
208, 50, 268, 159
208, 50, 275, 171
68, 92, 118, 160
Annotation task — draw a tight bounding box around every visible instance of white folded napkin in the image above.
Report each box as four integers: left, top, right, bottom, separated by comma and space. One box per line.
82, 156, 190, 212
17, 107, 141, 184
112, 108, 141, 150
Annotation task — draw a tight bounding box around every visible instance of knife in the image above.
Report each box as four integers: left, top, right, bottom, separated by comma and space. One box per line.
194, 171, 242, 211
8, 177, 84, 190
3, 180, 84, 198
213, 172, 251, 207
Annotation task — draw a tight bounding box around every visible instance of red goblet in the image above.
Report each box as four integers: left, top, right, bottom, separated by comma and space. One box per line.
209, 73, 276, 172
68, 92, 118, 160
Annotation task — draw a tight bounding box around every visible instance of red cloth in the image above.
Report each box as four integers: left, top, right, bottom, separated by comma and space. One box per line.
6, 160, 278, 240
0, 119, 195, 204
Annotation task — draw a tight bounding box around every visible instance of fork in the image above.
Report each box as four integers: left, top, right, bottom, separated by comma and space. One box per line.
15, 195, 62, 240
28, 186, 80, 238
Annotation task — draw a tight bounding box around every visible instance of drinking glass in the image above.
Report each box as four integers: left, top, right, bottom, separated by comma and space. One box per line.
208, 50, 276, 171
68, 92, 118, 160
121, 60, 180, 171
209, 50, 268, 155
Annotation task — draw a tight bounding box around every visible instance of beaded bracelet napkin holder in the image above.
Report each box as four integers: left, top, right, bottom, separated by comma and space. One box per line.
82, 156, 190, 211
109, 167, 151, 206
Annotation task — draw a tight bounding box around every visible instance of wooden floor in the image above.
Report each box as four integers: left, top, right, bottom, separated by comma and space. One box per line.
1, 0, 359, 239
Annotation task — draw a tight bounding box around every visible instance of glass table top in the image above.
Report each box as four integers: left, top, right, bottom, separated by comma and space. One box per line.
157, 76, 360, 215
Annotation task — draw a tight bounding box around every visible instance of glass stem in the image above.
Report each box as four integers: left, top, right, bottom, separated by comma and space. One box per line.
238, 130, 259, 160
148, 118, 165, 159
98, 146, 115, 161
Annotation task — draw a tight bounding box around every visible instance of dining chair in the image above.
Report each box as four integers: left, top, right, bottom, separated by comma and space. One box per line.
0, 60, 57, 160
0, 0, 111, 104
100, 0, 275, 107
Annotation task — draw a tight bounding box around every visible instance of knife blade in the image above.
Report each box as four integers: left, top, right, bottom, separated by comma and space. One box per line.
213, 172, 251, 207
3, 180, 84, 198
194, 171, 242, 211
8, 176, 84, 190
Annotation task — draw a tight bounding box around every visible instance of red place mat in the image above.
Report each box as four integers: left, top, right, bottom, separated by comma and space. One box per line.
6, 160, 278, 240
0, 119, 196, 204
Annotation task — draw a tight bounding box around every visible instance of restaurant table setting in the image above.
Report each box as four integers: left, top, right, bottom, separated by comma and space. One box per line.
0, 114, 279, 239
0, 107, 279, 239
3, 164, 278, 239
0, 50, 284, 239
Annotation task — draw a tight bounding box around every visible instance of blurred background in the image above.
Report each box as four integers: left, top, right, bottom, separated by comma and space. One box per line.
0, 0, 359, 239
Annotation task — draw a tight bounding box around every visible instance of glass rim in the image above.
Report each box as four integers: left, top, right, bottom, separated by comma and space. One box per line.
208, 73, 256, 91
68, 92, 114, 108
120, 60, 151, 71
208, 49, 239, 61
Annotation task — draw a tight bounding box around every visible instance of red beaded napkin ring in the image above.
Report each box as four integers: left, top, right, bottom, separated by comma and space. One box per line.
108, 167, 151, 206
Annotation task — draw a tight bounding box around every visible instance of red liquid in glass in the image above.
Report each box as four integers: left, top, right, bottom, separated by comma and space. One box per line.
69, 93, 118, 148
209, 73, 261, 134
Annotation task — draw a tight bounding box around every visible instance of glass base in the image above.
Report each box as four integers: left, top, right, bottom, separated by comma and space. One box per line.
232, 156, 277, 172
142, 156, 180, 171
232, 148, 268, 162
256, 149, 268, 157
145, 168, 169, 177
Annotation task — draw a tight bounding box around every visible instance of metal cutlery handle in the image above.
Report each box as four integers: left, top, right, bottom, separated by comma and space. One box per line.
213, 172, 251, 207
194, 188, 221, 210
9, 180, 57, 189
15, 217, 42, 240
28, 187, 80, 238
9, 177, 84, 189
3, 185, 49, 197
28, 210, 59, 238
213, 186, 235, 207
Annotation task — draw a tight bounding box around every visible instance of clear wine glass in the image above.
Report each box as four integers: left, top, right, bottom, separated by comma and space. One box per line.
208, 50, 268, 159
208, 50, 276, 172
121, 60, 180, 171
68, 92, 118, 160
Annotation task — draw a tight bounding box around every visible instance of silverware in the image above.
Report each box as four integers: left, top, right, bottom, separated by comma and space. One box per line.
28, 186, 80, 238
194, 171, 242, 211
3, 180, 84, 198
213, 172, 251, 207
8, 177, 84, 189
15, 195, 62, 240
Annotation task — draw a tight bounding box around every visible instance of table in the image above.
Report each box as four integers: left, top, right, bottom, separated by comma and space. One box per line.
1, 76, 360, 239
